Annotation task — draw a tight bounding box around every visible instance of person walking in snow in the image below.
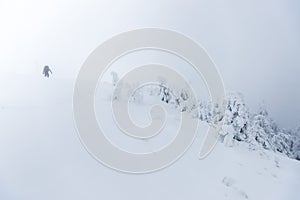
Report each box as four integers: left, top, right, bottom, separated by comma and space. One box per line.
43, 65, 52, 78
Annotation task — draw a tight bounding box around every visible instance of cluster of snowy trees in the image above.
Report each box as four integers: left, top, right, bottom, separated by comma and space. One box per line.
142, 85, 300, 160
197, 93, 300, 161
111, 72, 300, 160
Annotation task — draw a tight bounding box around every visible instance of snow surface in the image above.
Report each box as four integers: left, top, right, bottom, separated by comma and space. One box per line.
0, 74, 299, 200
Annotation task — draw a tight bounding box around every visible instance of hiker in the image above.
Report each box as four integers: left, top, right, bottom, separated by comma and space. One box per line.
43, 65, 52, 78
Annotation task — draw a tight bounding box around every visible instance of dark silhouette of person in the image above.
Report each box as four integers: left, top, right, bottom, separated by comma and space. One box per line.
43, 65, 52, 78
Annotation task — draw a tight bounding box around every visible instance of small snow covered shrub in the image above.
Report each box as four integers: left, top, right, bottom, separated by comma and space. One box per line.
223, 93, 250, 142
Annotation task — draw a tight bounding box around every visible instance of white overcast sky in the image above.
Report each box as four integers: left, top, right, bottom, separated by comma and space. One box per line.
0, 0, 300, 128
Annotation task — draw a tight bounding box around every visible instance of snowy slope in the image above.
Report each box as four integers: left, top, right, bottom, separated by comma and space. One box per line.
0, 76, 299, 200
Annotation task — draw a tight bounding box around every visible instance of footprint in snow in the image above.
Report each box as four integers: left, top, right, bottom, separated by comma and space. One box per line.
222, 177, 249, 199
222, 177, 235, 187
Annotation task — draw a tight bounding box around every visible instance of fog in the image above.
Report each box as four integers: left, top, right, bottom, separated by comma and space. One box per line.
1, 1, 300, 200
1, 0, 300, 128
